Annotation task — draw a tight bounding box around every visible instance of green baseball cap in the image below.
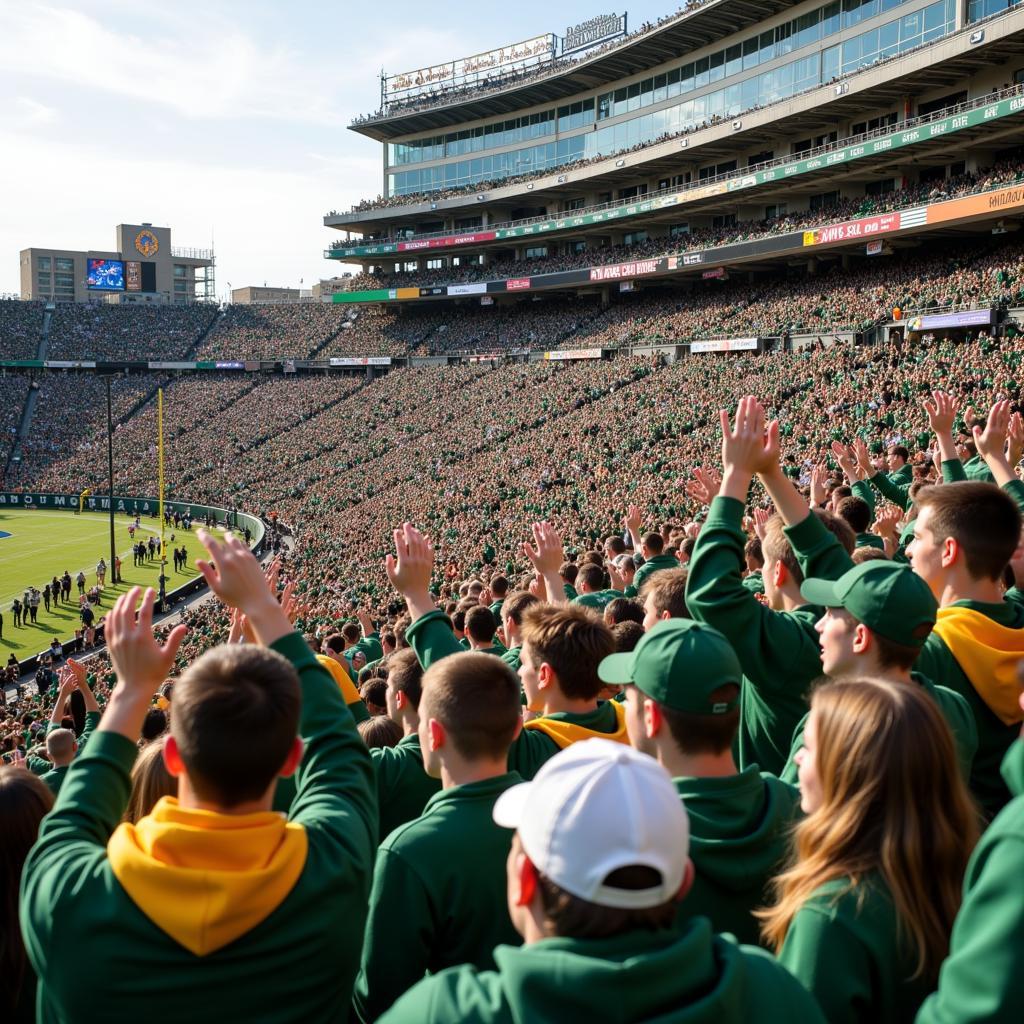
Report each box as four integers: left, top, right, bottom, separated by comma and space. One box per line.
598, 618, 741, 715
800, 561, 937, 647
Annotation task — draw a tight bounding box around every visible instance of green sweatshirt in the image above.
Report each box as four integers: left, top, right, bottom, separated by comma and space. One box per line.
407, 609, 625, 780
372, 732, 441, 841
632, 553, 680, 590
916, 740, 1024, 1023
779, 875, 933, 1024
20, 632, 377, 1024
572, 589, 621, 610
353, 772, 523, 1022
379, 919, 826, 1024
500, 645, 522, 672
741, 570, 764, 596
28, 710, 101, 782
686, 497, 827, 776
674, 769, 801, 946
868, 470, 911, 511
855, 532, 885, 550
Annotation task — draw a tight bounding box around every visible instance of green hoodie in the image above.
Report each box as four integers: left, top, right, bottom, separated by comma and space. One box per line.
780, 875, 933, 1024
353, 773, 523, 1022
379, 919, 826, 1024
916, 740, 1024, 1023
572, 589, 622, 610
632, 552, 680, 591
686, 498, 828, 776
20, 632, 377, 1024
674, 769, 801, 946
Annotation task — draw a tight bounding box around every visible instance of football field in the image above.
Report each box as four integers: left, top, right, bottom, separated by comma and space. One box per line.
0, 508, 212, 660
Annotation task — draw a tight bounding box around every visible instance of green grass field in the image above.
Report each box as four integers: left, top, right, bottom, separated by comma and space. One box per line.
0, 509, 215, 660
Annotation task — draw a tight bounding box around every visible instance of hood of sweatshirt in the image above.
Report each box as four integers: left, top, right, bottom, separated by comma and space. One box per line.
107, 796, 307, 956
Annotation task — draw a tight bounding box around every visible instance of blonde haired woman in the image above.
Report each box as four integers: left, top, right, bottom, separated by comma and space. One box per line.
760, 678, 978, 1024
123, 737, 176, 825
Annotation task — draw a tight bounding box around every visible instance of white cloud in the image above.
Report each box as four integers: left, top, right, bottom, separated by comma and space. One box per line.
11, 96, 58, 126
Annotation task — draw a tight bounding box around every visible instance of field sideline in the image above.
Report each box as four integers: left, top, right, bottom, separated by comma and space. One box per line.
0, 509, 218, 659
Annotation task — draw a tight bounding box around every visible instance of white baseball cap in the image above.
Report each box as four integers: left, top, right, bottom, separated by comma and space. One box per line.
493, 738, 689, 910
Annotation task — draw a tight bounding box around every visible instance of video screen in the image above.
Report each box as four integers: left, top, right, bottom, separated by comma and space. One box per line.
86, 258, 125, 290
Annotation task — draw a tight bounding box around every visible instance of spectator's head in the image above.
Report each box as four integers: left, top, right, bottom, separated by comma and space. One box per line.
494, 740, 692, 942
0, 767, 53, 1016
762, 678, 977, 983
575, 564, 606, 594
465, 605, 497, 647
888, 444, 910, 470
384, 648, 424, 731
380, 630, 397, 655
908, 481, 1022, 597
559, 562, 579, 587
603, 597, 644, 627
418, 652, 521, 778
639, 568, 689, 631
501, 590, 539, 647
358, 715, 403, 750
803, 561, 938, 679
851, 546, 888, 564
490, 575, 509, 600
124, 737, 176, 825
164, 644, 302, 810
604, 619, 741, 766
519, 605, 615, 712
835, 496, 872, 535
744, 536, 764, 572
610, 620, 645, 653
45, 728, 76, 767
762, 511, 855, 610
359, 677, 388, 716
640, 532, 664, 559
604, 535, 626, 559
322, 633, 346, 659
341, 623, 361, 648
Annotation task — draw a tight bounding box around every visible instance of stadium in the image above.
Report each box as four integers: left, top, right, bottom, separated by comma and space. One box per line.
3, 1, 1024, 1021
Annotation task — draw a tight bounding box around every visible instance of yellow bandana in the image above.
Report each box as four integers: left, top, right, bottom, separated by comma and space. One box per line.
523, 700, 630, 749
108, 797, 308, 956
933, 606, 1024, 726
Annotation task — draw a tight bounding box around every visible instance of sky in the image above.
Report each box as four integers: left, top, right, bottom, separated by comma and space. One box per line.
0, 0, 670, 299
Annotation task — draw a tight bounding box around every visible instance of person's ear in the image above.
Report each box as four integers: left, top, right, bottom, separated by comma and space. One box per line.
394, 690, 407, 711
773, 560, 788, 588
852, 623, 871, 656
428, 717, 446, 753
163, 735, 186, 778
514, 851, 539, 907
675, 857, 696, 904
942, 537, 959, 569
277, 737, 305, 779
538, 662, 555, 692
660, 609, 672, 622
644, 698, 662, 740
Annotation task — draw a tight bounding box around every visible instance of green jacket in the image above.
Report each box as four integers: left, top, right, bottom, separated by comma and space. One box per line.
20, 632, 377, 1024
372, 732, 441, 841
741, 570, 764, 596
916, 739, 1024, 1023
353, 773, 523, 1022
779, 875, 933, 1024
379, 919, 826, 1024
855, 532, 885, 550
28, 710, 102, 783
572, 589, 621, 610
632, 553, 679, 591
674, 769, 801, 946
500, 645, 522, 672
407, 609, 624, 780
686, 498, 827, 776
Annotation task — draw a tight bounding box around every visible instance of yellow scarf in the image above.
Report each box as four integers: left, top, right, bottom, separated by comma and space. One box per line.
932, 607, 1024, 726
108, 797, 308, 956
523, 700, 630, 749
316, 653, 362, 706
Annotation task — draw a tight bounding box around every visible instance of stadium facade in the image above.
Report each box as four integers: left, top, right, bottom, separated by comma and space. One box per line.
20, 222, 215, 305
322, 0, 1024, 347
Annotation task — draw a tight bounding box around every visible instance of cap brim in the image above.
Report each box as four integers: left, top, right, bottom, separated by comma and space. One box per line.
597, 651, 637, 685
493, 781, 533, 830
800, 577, 842, 608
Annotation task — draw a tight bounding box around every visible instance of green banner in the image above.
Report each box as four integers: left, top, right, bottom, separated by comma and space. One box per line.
332, 288, 397, 303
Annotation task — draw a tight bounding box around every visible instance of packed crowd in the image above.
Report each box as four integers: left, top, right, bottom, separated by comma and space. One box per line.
195, 303, 353, 360
0, 375, 30, 473
47, 304, 218, 362
3, 328, 1023, 1022
0, 300, 44, 361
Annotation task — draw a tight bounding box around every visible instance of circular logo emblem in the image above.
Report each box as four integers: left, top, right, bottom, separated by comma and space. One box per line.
135, 229, 159, 257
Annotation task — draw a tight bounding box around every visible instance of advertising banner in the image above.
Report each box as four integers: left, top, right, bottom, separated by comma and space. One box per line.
589, 258, 663, 282
447, 282, 488, 296
398, 231, 496, 252
506, 277, 532, 291
329, 357, 393, 366
803, 212, 901, 246
560, 13, 627, 55
44, 360, 96, 369
907, 309, 992, 331
544, 348, 603, 360
690, 338, 759, 353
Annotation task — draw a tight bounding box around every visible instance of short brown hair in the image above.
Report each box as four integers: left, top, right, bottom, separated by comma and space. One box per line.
386, 648, 424, 710
490, 575, 509, 598
836, 495, 871, 534
502, 590, 539, 627
639, 567, 689, 619
358, 716, 402, 750
763, 510, 855, 585
654, 684, 741, 755
421, 652, 520, 760
520, 605, 614, 701
576, 564, 605, 591
605, 597, 644, 626
559, 562, 579, 584
642, 532, 664, 555
171, 645, 300, 808
465, 605, 497, 644
915, 481, 1022, 581
341, 622, 361, 645
611, 620, 645, 652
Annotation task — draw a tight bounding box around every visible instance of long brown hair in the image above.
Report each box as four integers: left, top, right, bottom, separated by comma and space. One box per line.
123, 737, 176, 825
759, 678, 978, 982
0, 767, 54, 1016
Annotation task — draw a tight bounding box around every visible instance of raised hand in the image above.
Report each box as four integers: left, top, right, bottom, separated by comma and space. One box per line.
719, 396, 780, 481
809, 464, 830, 508
852, 436, 874, 477
1007, 410, 1024, 468
385, 523, 437, 619
623, 504, 643, 542
686, 466, 722, 507
752, 506, 772, 541
830, 441, 859, 482
923, 390, 960, 436
522, 521, 566, 605
973, 399, 1016, 486
106, 587, 187, 696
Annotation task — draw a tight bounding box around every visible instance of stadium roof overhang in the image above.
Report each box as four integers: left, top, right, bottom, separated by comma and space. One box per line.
350, 0, 799, 141
328, 18, 1024, 238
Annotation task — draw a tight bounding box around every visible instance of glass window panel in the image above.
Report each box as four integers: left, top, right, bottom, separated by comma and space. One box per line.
823, 0, 841, 34
760, 30, 775, 63
709, 50, 725, 82
726, 44, 742, 76
822, 44, 841, 80
776, 22, 794, 57
695, 56, 710, 88
642, 80, 654, 106
681, 62, 694, 91
743, 36, 759, 69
